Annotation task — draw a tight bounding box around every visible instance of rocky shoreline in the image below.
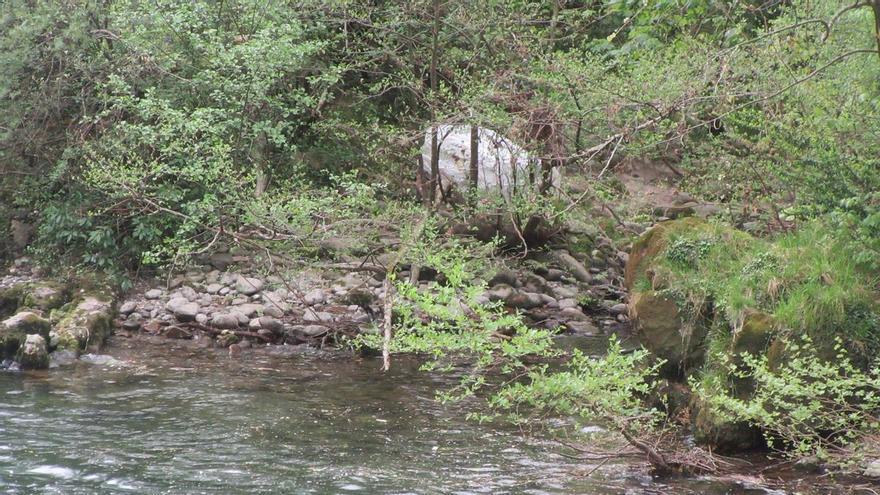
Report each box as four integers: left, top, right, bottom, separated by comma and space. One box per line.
1, 240, 630, 369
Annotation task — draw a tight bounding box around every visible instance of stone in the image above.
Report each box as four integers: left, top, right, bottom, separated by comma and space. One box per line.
122, 313, 143, 331
144, 289, 163, 300
296, 324, 329, 337
544, 269, 566, 282
235, 277, 264, 296
486, 284, 515, 302
303, 310, 333, 323
208, 253, 235, 271
630, 291, 708, 374
166, 298, 199, 322
554, 286, 578, 299
49, 349, 78, 368
211, 313, 241, 329
420, 124, 560, 197
53, 297, 114, 352
257, 316, 283, 333
560, 307, 589, 321
864, 459, 880, 478
23, 284, 66, 311
216, 329, 238, 347
163, 325, 192, 339
173, 286, 198, 301
237, 303, 264, 318
2, 311, 51, 336
558, 298, 578, 310
206, 283, 224, 295
195, 313, 209, 325
262, 306, 285, 318
609, 303, 628, 316
505, 292, 544, 310
304, 289, 326, 306
565, 320, 599, 334
119, 301, 138, 315
17, 334, 49, 369
488, 270, 519, 288
554, 250, 592, 283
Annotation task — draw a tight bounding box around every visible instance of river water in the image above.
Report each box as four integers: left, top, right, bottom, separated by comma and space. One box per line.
0, 335, 858, 494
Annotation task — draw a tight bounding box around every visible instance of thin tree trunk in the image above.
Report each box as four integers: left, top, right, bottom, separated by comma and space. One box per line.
253, 131, 269, 197
873, 1, 880, 61
428, 0, 442, 205
469, 125, 479, 191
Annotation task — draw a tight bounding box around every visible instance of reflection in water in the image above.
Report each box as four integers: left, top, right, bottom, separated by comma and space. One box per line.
0, 336, 852, 494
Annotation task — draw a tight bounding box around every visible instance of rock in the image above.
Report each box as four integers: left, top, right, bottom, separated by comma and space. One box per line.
248, 318, 262, 330
54, 297, 115, 352
304, 289, 326, 306
162, 325, 192, 339
630, 291, 708, 375
10, 219, 35, 250
565, 320, 599, 334
166, 298, 199, 322
195, 313, 209, 325
505, 291, 544, 310
119, 301, 137, 315
262, 305, 284, 318
554, 286, 578, 299
303, 310, 333, 323
296, 324, 329, 337
216, 329, 238, 347
257, 316, 283, 333
208, 253, 235, 271
560, 307, 589, 321
49, 349, 78, 368
173, 286, 198, 301
554, 251, 592, 283
864, 459, 880, 477
486, 284, 515, 302
16, 334, 48, 369
544, 269, 566, 282
609, 303, 628, 316
122, 313, 143, 331
421, 124, 560, 196
235, 277, 264, 296
236, 303, 264, 318
23, 283, 66, 311
211, 313, 241, 329
488, 270, 520, 288
206, 283, 224, 295
2, 311, 51, 336
557, 298, 578, 310
692, 395, 762, 452
144, 289, 163, 300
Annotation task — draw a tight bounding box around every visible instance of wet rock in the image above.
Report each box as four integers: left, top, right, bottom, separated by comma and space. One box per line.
565, 320, 599, 334
235, 277, 264, 296
216, 329, 238, 347
211, 313, 241, 329
119, 301, 137, 315
49, 349, 78, 368
144, 289, 163, 300
162, 325, 192, 339
17, 334, 49, 369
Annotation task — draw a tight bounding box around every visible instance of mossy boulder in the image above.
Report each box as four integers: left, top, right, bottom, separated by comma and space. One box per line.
53, 297, 115, 352
630, 291, 709, 376
691, 395, 763, 452
16, 334, 49, 370
22, 282, 67, 312
0, 283, 29, 318
0, 311, 52, 359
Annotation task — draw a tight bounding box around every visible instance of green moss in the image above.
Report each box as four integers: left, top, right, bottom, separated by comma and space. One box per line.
53, 296, 115, 352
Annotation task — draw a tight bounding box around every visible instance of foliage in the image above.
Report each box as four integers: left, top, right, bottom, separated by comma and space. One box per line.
697, 336, 880, 462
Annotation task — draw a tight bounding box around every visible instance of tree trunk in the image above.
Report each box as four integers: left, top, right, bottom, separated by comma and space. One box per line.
469, 125, 479, 191
252, 131, 269, 197
873, 1, 880, 61
428, 0, 442, 205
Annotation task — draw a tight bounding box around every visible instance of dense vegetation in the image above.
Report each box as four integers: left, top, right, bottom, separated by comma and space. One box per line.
1, 0, 879, 477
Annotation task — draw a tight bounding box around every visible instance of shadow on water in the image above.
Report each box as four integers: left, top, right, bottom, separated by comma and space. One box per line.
0, 335, 865, 494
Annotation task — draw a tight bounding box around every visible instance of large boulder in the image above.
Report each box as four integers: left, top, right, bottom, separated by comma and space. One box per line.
17, 334, 49, 370
54, 297, 115, 352
630, 291, 709, 376
0, 311, 52, 359
421, 125, 560, 198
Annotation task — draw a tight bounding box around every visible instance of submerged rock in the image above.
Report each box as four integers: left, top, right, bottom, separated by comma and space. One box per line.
17, 334, 49, 369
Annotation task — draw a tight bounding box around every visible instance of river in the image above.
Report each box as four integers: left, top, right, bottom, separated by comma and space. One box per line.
0, 335, 858, 494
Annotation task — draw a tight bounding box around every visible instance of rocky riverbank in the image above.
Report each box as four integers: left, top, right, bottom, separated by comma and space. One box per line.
0, 238, 631, 368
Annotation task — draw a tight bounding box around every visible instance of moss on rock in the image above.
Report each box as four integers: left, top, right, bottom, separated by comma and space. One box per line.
53, 296, 115, 352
